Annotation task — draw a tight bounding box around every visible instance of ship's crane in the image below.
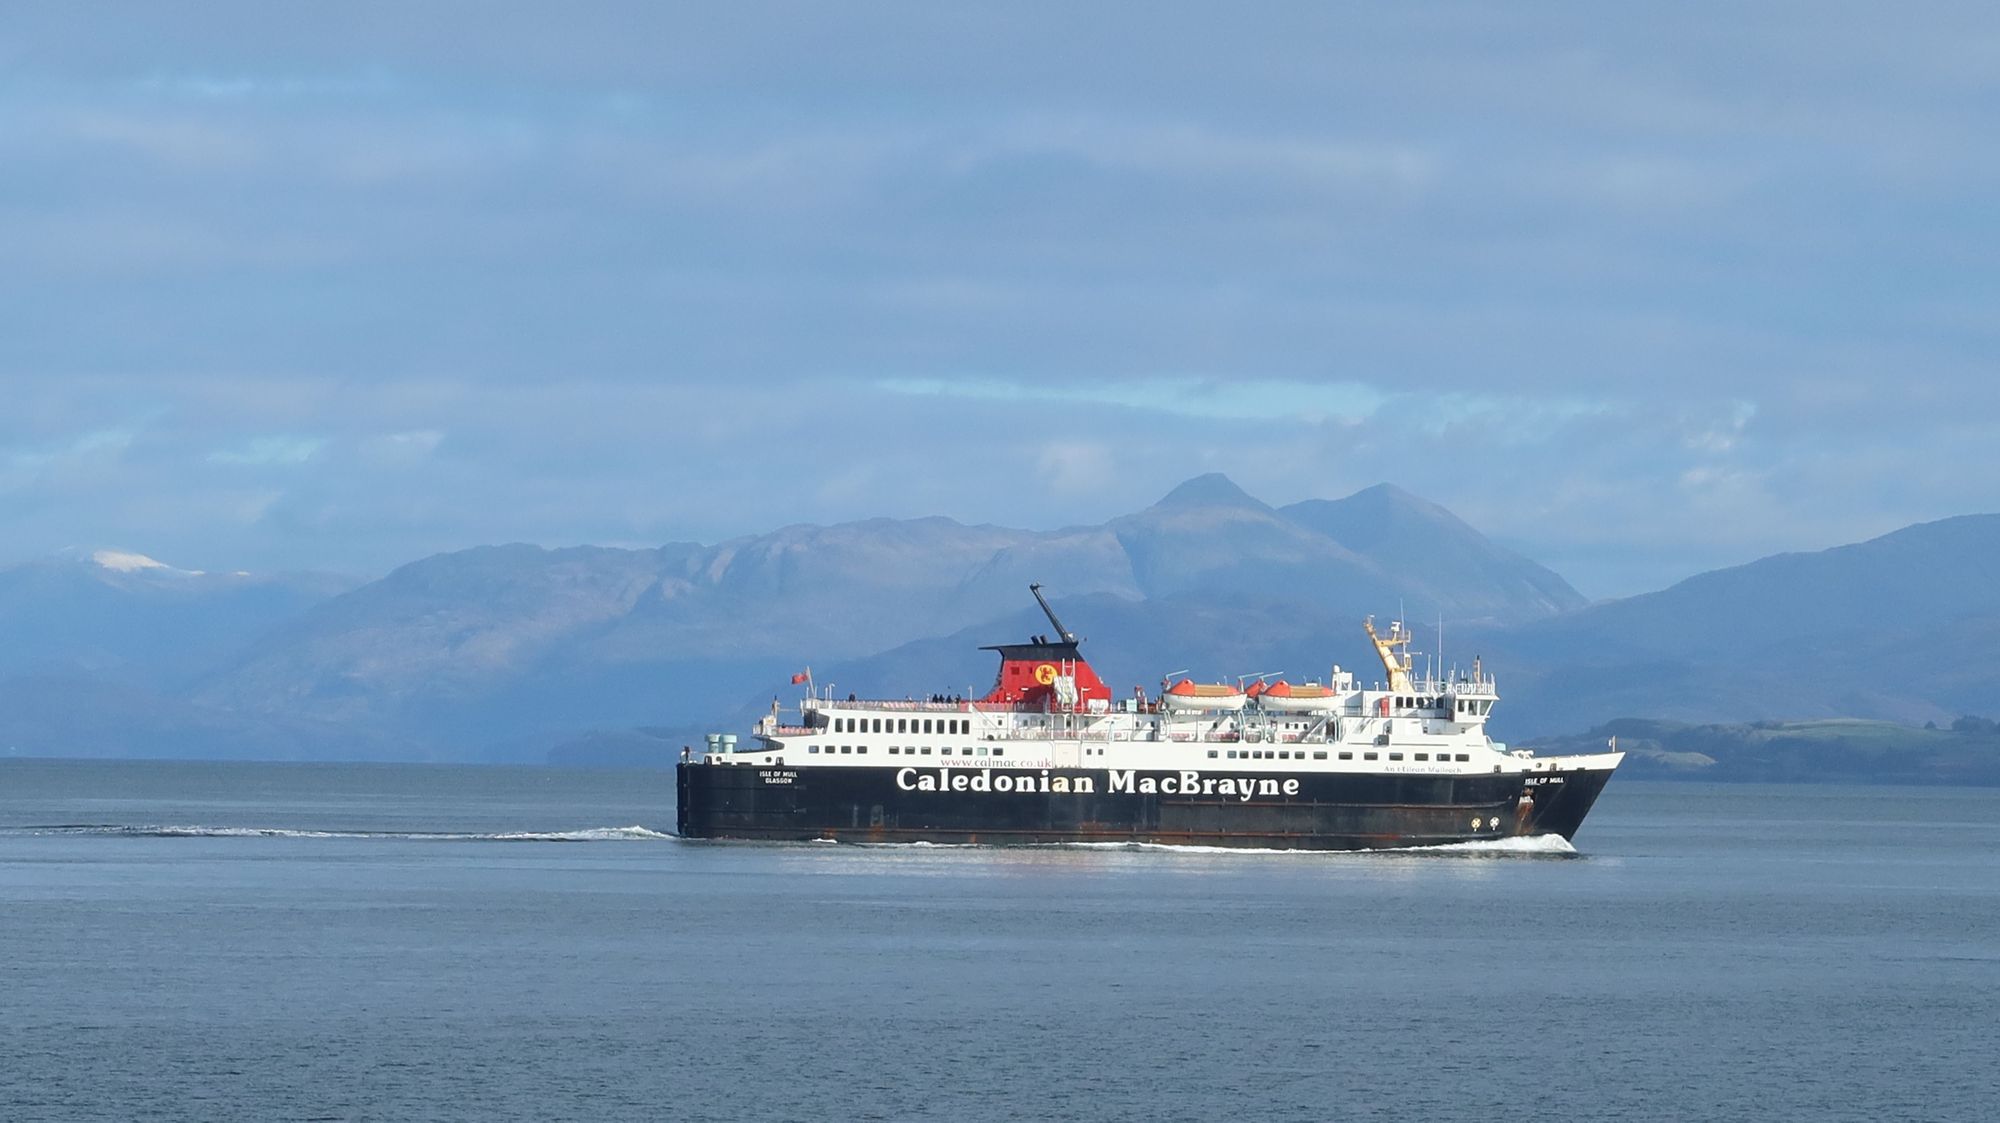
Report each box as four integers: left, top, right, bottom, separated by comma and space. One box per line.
1363, 616, 1415, 694
1029, 583, 1077, 644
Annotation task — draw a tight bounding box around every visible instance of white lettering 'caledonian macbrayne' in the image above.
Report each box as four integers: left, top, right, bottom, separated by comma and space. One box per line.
895, 768, 1302, 802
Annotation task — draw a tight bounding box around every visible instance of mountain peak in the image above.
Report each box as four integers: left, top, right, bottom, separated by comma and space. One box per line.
1151, 473, 1267, 511
40, 547, 206, 578
93, 549, 179, 574
1340, 482, 1436, 514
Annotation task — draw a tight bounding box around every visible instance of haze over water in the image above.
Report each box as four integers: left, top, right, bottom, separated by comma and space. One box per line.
2, 761, 1993, 1121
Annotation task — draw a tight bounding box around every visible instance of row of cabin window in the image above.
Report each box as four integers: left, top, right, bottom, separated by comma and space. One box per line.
806, 745, 1006, 757
1205, 749, 1474, 763
830, 716, 970, 735
1389, 696, 1491, 717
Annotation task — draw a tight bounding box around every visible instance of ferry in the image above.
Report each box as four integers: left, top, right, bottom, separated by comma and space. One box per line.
676, 586, 1621, 849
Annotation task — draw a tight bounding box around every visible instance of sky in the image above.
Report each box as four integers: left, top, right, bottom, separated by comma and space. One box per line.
2, 2, 1996, 598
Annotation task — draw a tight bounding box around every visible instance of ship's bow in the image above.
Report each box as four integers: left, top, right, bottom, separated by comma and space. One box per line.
1523, 752, 1622, 841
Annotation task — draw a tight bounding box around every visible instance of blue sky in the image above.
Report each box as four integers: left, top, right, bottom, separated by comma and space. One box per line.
2, 2, 1995, 597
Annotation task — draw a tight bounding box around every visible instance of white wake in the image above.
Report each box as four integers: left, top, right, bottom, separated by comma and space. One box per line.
1042, 834, 1578, 857
8, 824, 676, 842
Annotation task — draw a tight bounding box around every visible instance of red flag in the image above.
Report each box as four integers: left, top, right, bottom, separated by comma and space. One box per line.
791, 672, 809, 684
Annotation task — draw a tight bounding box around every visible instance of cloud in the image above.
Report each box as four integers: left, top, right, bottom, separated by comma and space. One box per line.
1684, 400, 1757, 454
1036, 441, 1114, 497
133, 71, 399, 101
357, 429, 444, 467
206, 435, 327, 466
1, 427, 137, 492
0, 4, 1996, 595
875, 376, 1387, 424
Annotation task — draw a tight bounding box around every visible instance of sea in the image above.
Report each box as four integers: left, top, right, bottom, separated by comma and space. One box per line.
1, 760, 1994, 1122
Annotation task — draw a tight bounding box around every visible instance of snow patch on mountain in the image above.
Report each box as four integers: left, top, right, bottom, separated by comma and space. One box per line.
92, 550, 202, 576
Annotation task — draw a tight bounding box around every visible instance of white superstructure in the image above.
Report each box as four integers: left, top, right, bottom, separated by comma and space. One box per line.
707, 614, 1621, 784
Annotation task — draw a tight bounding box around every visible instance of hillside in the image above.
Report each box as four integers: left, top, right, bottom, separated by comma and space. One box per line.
0, 551, 355, 688
1536, 718, 2000, 786
1470, 515, 2000, 736
186, 476, 1580, 753
9, 484, 1998, 778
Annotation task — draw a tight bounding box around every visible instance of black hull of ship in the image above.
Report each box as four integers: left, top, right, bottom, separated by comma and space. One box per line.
676, 764, 1615, 850
1518, 767, 1616, 843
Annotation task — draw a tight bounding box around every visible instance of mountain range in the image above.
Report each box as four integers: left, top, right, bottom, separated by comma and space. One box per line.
3, 477, 1996, 774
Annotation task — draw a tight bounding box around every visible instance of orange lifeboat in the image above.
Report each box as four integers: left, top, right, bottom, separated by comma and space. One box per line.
1161, 678, 1248, 712
1257, 680, 1343, 714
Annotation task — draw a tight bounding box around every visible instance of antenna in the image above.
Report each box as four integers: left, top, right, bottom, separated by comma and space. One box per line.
1028, 583, 1076, 644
